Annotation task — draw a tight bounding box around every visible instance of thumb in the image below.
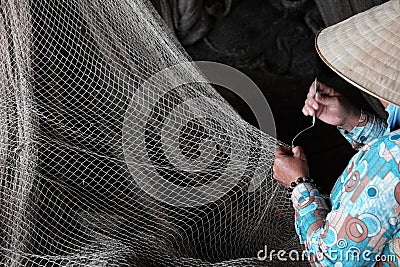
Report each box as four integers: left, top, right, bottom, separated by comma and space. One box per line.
315, 92, 335, 106
275, 146, 292, 156
292, 146, 305, 158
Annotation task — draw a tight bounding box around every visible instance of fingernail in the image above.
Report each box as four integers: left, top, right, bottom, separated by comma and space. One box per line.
313, 104, 318, 109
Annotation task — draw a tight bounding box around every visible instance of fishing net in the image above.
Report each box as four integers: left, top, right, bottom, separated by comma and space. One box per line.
0, 0, 306, 266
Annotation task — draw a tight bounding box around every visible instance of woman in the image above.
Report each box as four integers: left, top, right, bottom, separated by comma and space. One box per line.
273, 0, 400, 266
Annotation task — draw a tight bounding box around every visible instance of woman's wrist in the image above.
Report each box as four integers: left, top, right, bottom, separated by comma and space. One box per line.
286, 177, 315, 192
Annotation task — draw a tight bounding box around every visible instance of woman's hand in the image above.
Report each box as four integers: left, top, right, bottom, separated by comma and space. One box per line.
273, 146, 310, 187
302, 81, 360, 132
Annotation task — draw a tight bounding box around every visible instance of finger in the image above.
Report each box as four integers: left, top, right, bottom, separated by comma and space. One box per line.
302, 107, 309, 116
311, 82, 325, 96
306, 98, 319, 110
307, 89, 313, 99
315, 92, 337, 106
316, 81, 342, 97
272, 160, 281, 180
275, 146, 292, 156
309, 81, 331, 96
309, 82, 318, 98
315, 81, 332, 94
292, 146, 305, 158
304, 105, 315, 116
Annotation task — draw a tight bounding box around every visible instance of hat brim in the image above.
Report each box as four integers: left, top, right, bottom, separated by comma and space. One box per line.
315, 0, 400, 105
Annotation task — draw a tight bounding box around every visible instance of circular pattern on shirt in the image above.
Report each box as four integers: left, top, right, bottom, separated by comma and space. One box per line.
366, 186, 378, 198
345, 171, 360, 192
332, 201, 341, 210
345, 217, 368, 242
389, 134, 400, 141
359, 213, 381, 237
394, 183, 400, 205
389, 217, 398, 226
297, 196, 315, 209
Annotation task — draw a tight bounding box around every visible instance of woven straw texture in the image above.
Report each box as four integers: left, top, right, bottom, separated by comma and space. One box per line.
316, 0, 400, 105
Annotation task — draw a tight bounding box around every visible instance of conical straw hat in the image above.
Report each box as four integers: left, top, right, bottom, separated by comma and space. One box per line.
316, 0, 400, 105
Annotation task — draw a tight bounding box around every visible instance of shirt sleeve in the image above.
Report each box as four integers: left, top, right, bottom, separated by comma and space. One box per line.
337, 111, 387, 150
292, 136, 400, 266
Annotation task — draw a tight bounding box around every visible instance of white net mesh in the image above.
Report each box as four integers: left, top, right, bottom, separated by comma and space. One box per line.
0, 0, 307, 266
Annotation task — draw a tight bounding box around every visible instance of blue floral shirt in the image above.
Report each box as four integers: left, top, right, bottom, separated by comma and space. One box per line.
292, 111, 400, 266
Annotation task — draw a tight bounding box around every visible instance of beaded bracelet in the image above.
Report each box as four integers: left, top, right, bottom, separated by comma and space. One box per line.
286, 177, 314, 193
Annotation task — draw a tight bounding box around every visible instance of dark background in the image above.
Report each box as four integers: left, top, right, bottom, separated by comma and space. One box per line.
151, 0, 388, 195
